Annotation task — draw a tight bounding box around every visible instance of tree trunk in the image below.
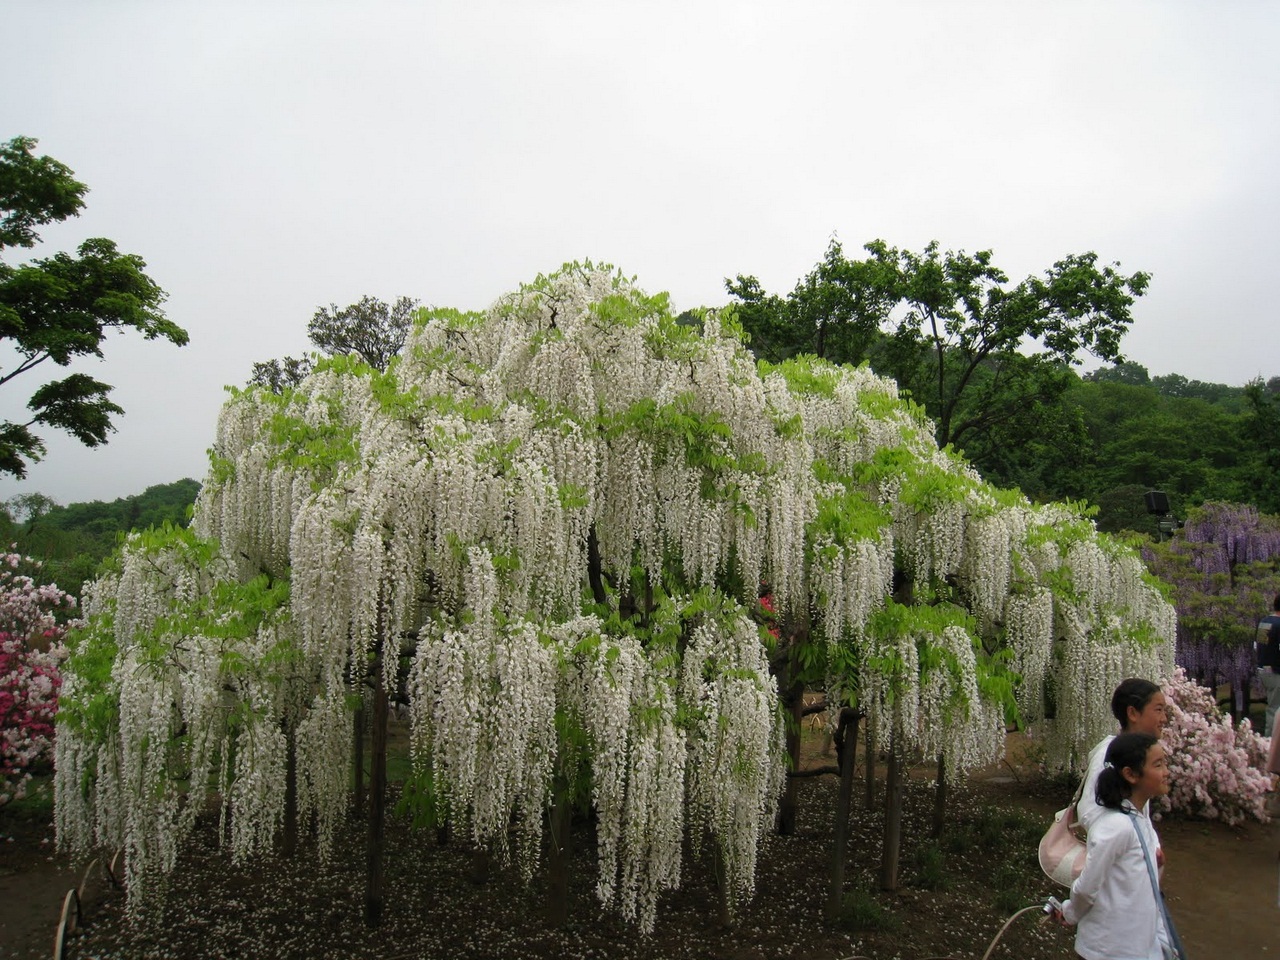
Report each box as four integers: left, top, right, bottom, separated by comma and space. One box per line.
544, 777, 572, 928
364, 647, 388, 927
712, 839, 734, 929
879, 732, 903, 891
826, 708, 861, 920
469, 848, 491, 884
931, 753, 947, 839
586, 524, 607, 606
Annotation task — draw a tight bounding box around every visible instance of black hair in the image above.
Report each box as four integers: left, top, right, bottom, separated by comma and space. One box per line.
1273, 593, 1280, 612
1095, 732, 1159, 810
1110, 678, 1161, 728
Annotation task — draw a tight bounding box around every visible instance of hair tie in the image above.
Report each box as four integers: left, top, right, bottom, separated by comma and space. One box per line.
1102, 761, 1115, 769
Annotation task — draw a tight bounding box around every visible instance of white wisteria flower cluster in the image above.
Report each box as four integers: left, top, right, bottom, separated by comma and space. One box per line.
55, 262, 1175, 926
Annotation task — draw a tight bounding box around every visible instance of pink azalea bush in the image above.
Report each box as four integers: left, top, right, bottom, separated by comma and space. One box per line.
0, 550, 78, 806
1155, 667, 1272, 825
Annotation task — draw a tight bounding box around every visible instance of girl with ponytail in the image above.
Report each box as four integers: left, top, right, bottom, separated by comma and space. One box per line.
1054, 732, 1184, 960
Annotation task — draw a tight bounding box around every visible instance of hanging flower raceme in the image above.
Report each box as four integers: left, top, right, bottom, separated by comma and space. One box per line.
294, 690, 350, 861
614, 662, 686, 933
680, 609, 786, 917
914, 621, 1006, 777
1004, 586, 1054, 721
550, 618, 642, 906
409, 548, 559, 871
1010, 507, 1179, 770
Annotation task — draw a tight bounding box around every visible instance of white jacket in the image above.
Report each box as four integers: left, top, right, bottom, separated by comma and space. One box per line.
1063, 801, 1170, 960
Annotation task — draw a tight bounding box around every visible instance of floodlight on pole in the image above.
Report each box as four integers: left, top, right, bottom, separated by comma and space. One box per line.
1144, 490, 1176, 541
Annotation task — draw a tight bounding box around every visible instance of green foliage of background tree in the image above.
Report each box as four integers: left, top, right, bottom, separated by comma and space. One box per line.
1240, 378, 1280, 515
1060, 379, 1246, 520
725, 239, 897, 367
1007, 365, 1257, 532
729, 243, 1271, 531
973, 361, 1278, 534
1151, 372, 1249, 410
250, 295, 420, 392
248, 355, 315, 395
308, 295, 419, 371
1085, 360, 1151, 386
0, 137, 188, 478
727, 239, 1150, 484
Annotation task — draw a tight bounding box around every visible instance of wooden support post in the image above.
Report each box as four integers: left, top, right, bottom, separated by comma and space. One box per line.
863, 712, 876, 808
353, 699, 366, 817
544, 778, 572, 928
364, 644, 388, 927
931, 752, 947, 839
283, 723, 298, 857
880, 731, 903, 891
776, 680, 804, 836
712, 839, 734, 929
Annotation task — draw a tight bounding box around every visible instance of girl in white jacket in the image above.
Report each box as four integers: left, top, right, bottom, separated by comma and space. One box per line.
1056, 732, 1179, 960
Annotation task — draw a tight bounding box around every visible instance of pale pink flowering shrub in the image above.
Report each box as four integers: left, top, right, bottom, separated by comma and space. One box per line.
0, 551, 77, 806
1155, 667, 1271, 825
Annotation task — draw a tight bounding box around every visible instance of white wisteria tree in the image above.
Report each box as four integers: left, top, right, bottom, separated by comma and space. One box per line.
55, 263, 1175, 930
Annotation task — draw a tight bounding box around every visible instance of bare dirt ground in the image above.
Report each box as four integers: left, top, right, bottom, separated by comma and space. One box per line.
2, 729, 1276, 960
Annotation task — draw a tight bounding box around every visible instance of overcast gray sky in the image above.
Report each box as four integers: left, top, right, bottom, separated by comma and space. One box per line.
2, 0, 1277, 506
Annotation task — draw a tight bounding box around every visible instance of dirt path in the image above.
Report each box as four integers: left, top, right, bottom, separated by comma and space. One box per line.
0, 808, 78, 959
1159, 814, 1278, 958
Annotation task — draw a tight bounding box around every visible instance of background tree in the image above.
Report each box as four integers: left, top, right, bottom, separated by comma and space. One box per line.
870, 242, 1149, 459
249, 356, 315, 395
728, 239, 1150, 485
725, 239, 897, 366
1084, 360, 1152, 386
3, 491, 59, 526
1056, 378, 1247, 524
1090, 484, 1161, 537
1240, 378, 1280, 515
308, 295, 419, 370
250, 295, 420, 391
0, 137, 187, 478
0, 136, 85, 249
1150, 372, 1250, 409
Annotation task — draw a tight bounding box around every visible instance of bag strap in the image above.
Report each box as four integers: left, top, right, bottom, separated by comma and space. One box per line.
1126, 810, 1187, 960
1071, 740, 1102, 815
1071, 763, 1088, 811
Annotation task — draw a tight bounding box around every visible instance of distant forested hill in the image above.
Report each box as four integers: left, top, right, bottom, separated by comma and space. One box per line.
977, 364, 1280, 534
1, 478, 201, 598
